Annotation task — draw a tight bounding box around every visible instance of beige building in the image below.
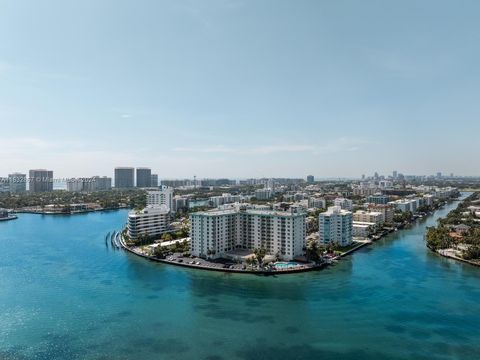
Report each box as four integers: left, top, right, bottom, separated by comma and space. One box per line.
353, 210, 384, 225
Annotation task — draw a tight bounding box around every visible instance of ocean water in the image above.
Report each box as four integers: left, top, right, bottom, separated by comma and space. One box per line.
0, 200, 479, 360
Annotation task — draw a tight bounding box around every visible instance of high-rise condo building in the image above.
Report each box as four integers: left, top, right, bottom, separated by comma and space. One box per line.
190, 206, 306, 261
8, 173, 26, 193
67, 176, 112, 192
0, 178, 9, 193
146, 187, 174, 212
29, 169, 53, 193
136, 168, 152, 188
114, 167, 134, 188
151, 174, 159, 187
92, 176, 112, 191
319, 206, 353, 247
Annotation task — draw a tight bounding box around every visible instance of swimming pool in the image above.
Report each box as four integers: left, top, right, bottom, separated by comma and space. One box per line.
274, 262, 301, 269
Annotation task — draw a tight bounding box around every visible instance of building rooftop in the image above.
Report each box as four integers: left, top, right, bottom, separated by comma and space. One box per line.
192, 207, 305, 217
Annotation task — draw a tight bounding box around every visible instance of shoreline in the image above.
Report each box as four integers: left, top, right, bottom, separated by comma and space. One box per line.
0, 215, 18, 222
118, 197, 461, 275
428, 246, 480, 268
119, 235, 326, 276
13, 207, 128, 215
425, 192, 479, 268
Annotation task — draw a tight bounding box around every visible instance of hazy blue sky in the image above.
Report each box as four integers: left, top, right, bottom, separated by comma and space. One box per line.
1, 0, 479, 179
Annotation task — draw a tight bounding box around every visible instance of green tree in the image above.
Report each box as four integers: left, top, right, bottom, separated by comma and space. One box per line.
253, 248, 267, 267
161, 233, 173, 242
305, 239, 320, 262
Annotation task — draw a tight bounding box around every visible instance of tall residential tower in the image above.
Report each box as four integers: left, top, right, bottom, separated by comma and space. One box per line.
28, 169, 53, 193
114, 167, 134, 188
136, 168, 152, 188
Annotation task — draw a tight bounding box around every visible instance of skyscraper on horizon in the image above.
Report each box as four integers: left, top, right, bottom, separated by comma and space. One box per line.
8, 173, 26, 193
151, 174, 159, 187
136, 167, 152, 188
114, 167, 134, 188
29, 169, 53, 193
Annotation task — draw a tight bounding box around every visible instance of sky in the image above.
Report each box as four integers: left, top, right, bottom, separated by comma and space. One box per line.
0, 0, 479, 179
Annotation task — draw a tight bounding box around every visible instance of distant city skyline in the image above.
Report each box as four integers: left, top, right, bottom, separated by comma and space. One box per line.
1, 1, 479, 178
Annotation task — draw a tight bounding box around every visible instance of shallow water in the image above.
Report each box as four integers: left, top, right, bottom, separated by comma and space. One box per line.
0, 199, 479, 360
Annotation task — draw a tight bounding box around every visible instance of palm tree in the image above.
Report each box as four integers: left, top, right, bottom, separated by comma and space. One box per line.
253, 248, 267, 268
305, 239, 320, 262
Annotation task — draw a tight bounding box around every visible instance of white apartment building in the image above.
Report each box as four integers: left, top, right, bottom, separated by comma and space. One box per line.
378, 180, 393, 189
209, 193, 243, 208
352, 182, 380, 196
67, 179, 84, 192
353, 221, 376, 238
423, 194, 434, 207
334, 198, 353, 211
434, 187, 459, 199
190, 206, 306, 261
255, 188, 273, 200
172, 196, 189, 213
319, 206, 353, 247
127, 205, 170, 239
353, 210, 384, 225
147, 187, 174, 211
66, 176, 112, 192
389, 199, 419, 213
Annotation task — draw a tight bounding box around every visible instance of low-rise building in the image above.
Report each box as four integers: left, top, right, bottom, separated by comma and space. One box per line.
389, 199, 419, 213
209, 193, 243, 208
353, 221, 376, 238
366, 195, 390, 205
353, 210, 384, 225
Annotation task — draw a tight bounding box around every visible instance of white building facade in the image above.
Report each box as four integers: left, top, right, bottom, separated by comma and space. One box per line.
319, 206, 353, 247
147, 187, 174, 212
334, 198, 353, 211
127, 205, 170, 239
190, 207, 306, 261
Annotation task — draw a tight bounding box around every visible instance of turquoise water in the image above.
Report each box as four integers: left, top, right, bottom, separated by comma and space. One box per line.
1, 199, 479, 360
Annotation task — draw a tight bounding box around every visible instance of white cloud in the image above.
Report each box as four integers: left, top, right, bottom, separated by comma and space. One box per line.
172, 137, 369, 156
